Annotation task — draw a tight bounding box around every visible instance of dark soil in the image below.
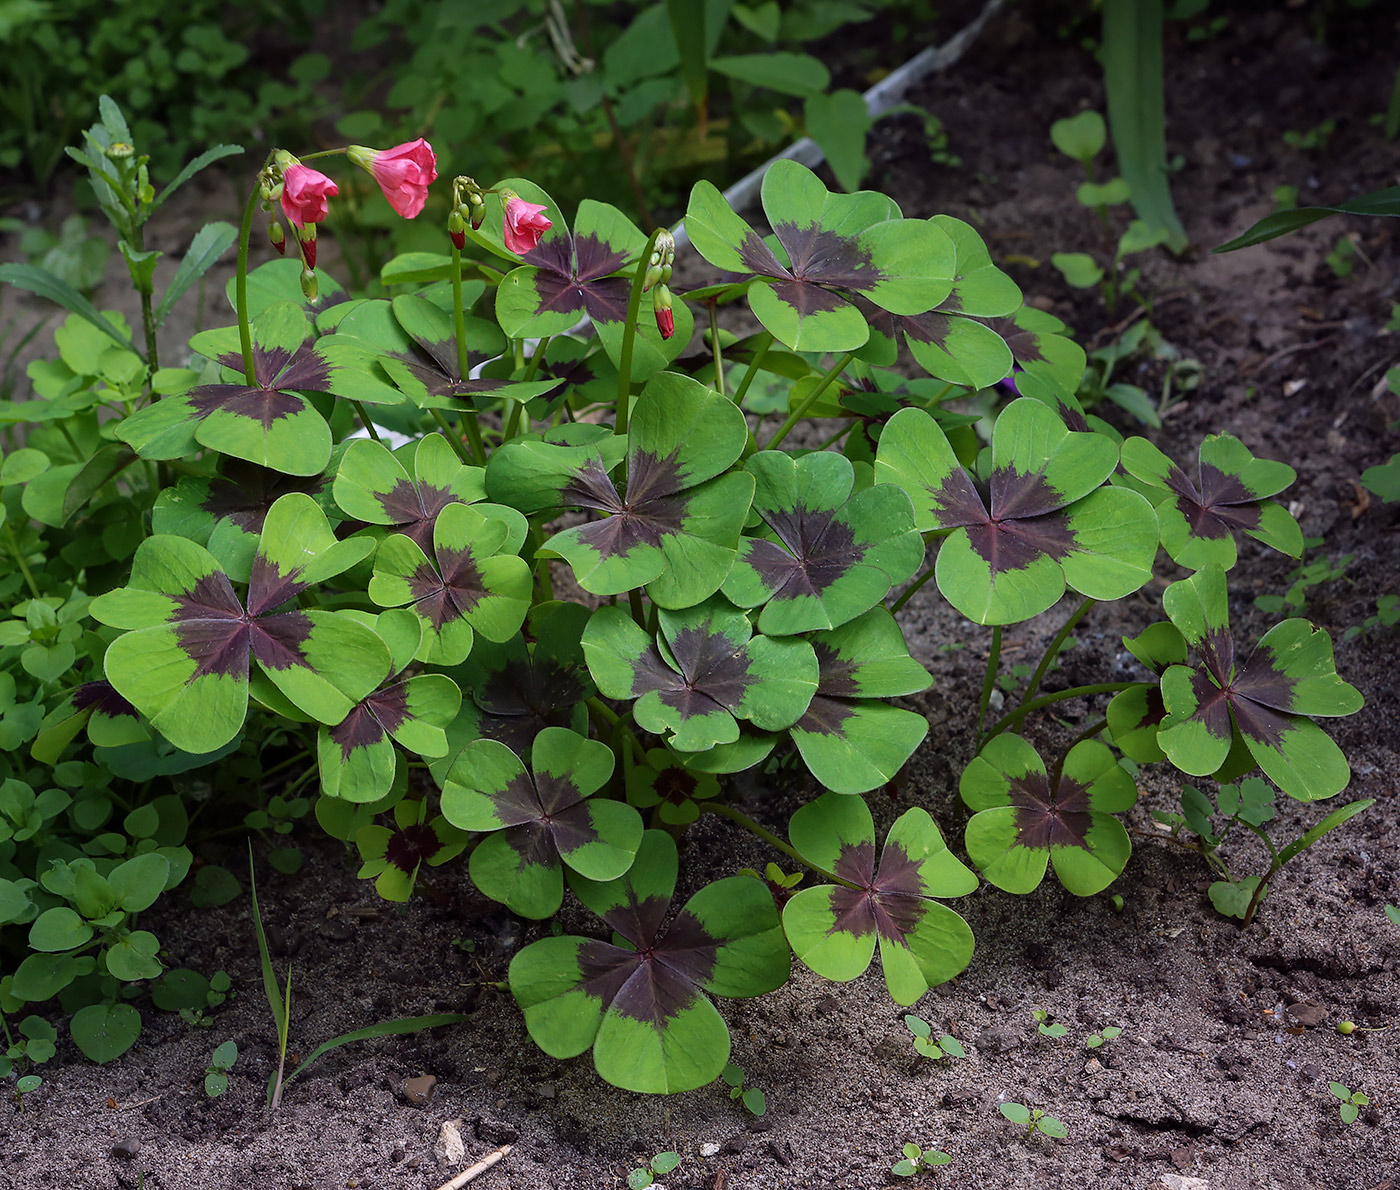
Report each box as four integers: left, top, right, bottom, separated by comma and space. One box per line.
3, 3, 1399, 1189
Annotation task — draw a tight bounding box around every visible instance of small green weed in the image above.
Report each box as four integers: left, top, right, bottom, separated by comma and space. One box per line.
892, 1141, 952, 1176
1329, 1082, 1369, 1125
627, 1151, 680, 1189
1000, 1101, 1068, 1139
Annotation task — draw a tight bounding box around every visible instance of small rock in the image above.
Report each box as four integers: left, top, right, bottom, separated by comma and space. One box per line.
1170, 1144, 1196, 1169
1085, 1058, 1103, 1076
390, 1148, 406, 1163
435, 1119, 466, 1168
978, 1023, 1024, 1054
474, 1115, 519, 1146
112, 1137, 140, 1159
1285, 1001, 1327, 1028
814, 995, 840, 1017
699, 1142, 720, 1158
1157, 1176, 1208, 1190
401, 1075, 437, 1107
721, 1134, 748, 1155
535, 1082, 557, 1101
767, 1139, 793, 1167
746, 1117, 772, 1133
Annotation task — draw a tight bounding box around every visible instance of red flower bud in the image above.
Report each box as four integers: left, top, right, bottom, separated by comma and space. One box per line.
268, 221, 286, 255
653, 283, 674, 340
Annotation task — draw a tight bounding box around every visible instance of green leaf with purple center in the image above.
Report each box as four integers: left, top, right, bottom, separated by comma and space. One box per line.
91, 494, 389, 753
333, 434, 486, 555
368, 501, 531, 666
117, 303, 332, 476
685, 160, 956, 352
984, 305, 1087, 394
377, 294, 564, 409
782, 792, 976, 1006
508, 830, 790, 1093
317, 610, 461, 804
32, 680, 148, 764
1157, 564, 1363, 801
625, 746, 721, 827
960, 734, 1137, 896
789, 608, 932, 794
876, 399, 1158, 624
1119, 433, 1302, 569
488, 373, 753, 608
583, 599, 818, 754
355, 797, 467, 903
722, 450, 923, 636
441, 726, 639, 919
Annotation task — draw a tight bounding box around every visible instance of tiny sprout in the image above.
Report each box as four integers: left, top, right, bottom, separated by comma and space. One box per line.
1385, 904, 1400, 927
1329, 1082, 1369, 1125
1000, 1101, 1068, 1139
13, 1074, 42, 1108
1031, 1008, 1067, 1039
892, 1142, 952, 1177
627, 1150, 680, 1189
720, 1062, 766, 1116
204, 1040, 238, 1098
1086, 1025, 1123, 1049
1110, 894, 1125, 913
903, 1015, 966, 1060
1338, 1021, 1356, 1036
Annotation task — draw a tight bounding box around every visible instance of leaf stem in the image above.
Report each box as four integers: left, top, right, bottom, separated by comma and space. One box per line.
617, 228, 667, 435
628, 588, 648, 630
234, 183, 261, 386
731, 332, 773, 408
708, 300, 724, 397
982, 682, 1139, 741
702, 803, 860, 889
764, 351, 855, 451
976, 626, 1002, 742
429, 408, 474, 466
450, 242, 487, 465
889, 564, 936, 615
4, 520, 42, 601
351, 401, 381, 442
1019, 597, 1096, 710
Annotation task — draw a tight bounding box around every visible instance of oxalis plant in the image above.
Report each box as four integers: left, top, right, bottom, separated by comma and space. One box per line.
0, 97, 1366, 1096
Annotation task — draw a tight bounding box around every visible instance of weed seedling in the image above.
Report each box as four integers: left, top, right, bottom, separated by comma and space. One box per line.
627, 1151, 680, 1189
903, 1016, 966, 1061
1086, 1025, 1122, 1049
891, 1142, 952, 1176
1000, 1101, 1068, 1139
11, 1074, 41, 1107
1386, 905, 1400, 928
1032, 1009, 1067, 1039
720, 1062, 766, 1116
204, 1040, 237, 1097
1329, 1082, 1369, 1125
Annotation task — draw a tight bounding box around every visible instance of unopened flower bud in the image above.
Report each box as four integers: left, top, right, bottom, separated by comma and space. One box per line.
268, 221, 286, 255
453, 176, 488, 229
296, 223, 318, 270
300, 266, 319, 303
1338, 1021, 1356, 1035
653, 282, 674, 340
448, 209, 466, 251
643, 229, 676, 292
106, 142, 134, 160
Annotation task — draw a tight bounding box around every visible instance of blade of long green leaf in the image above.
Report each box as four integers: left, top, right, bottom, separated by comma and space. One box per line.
154, 144, 244, 209
1277, 799, 1373, 867
247, 847, 288, 1083
1102, 0, 1187, 253
0, 264, 134, 349
272, 1012, 471, 1099
667, 0, 709, 114
155, 222, 237, 326
1214, 186, 1400, 252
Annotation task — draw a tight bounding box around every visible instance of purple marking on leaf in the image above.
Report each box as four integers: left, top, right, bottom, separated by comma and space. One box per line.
331, 681, 411, 760
566, 449, 689, 561
992, 466, 1071, 521
199, 463, 325, 534
384, 822, 442, 873
1189, 668, 1234, 741
1199, 627, 1235, 688
249, 611, 314, 672
523, 231, 634, 326
1009, 771, 1093, 850
522, 232, 574, 278
965, 512, 1075, 574
1225, 691, 1289, 749
377, 479, 457, 553
985, 318, 1046, 366
813, 643, 860, 698
900, 310, 956, 348
774, 223, 881, 292
664, 625, 753, 712
738, 231, 791, 279
766, 278, 849, 317
246, 551, 310, 618
654, 766, 698, 805
603, 892, 672, 951
1164, 462, 1263, 540
928, 469, 992, 531
827, 840, 926, 942
592, 906, 718, 1026
794, 692, 857, 736
748, 504, 862, 602
1197, 463, 1257, 509
72, 679, 138, 719
171, 571, 251, 679
1231, 648, 1297, 713
606, 955, 703, 1024
573, 233, 631, 283
474, 656, 585, 753
188, 385, 306, 428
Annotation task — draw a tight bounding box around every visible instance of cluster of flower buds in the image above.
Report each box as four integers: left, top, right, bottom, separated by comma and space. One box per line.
645, 229, 676, 339
448, 176, 489, 250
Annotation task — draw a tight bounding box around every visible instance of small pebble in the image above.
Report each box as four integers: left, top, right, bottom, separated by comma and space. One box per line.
699, 1143, 720, 1158
112, 1137, 140, 1159
401, 1075, 436, 1107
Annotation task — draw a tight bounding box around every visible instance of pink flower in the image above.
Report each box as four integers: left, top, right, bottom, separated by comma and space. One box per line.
348, 138, 438, 219
280, 163, 338, 227
501, 192, 551, 255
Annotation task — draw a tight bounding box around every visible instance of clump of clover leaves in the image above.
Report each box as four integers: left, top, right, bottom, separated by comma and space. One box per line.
2, 104, 1372, 1106
1153, 776, 1373, 926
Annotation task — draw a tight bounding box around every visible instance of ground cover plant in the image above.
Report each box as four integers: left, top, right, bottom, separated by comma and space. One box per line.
0, 63, 1372, 1126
